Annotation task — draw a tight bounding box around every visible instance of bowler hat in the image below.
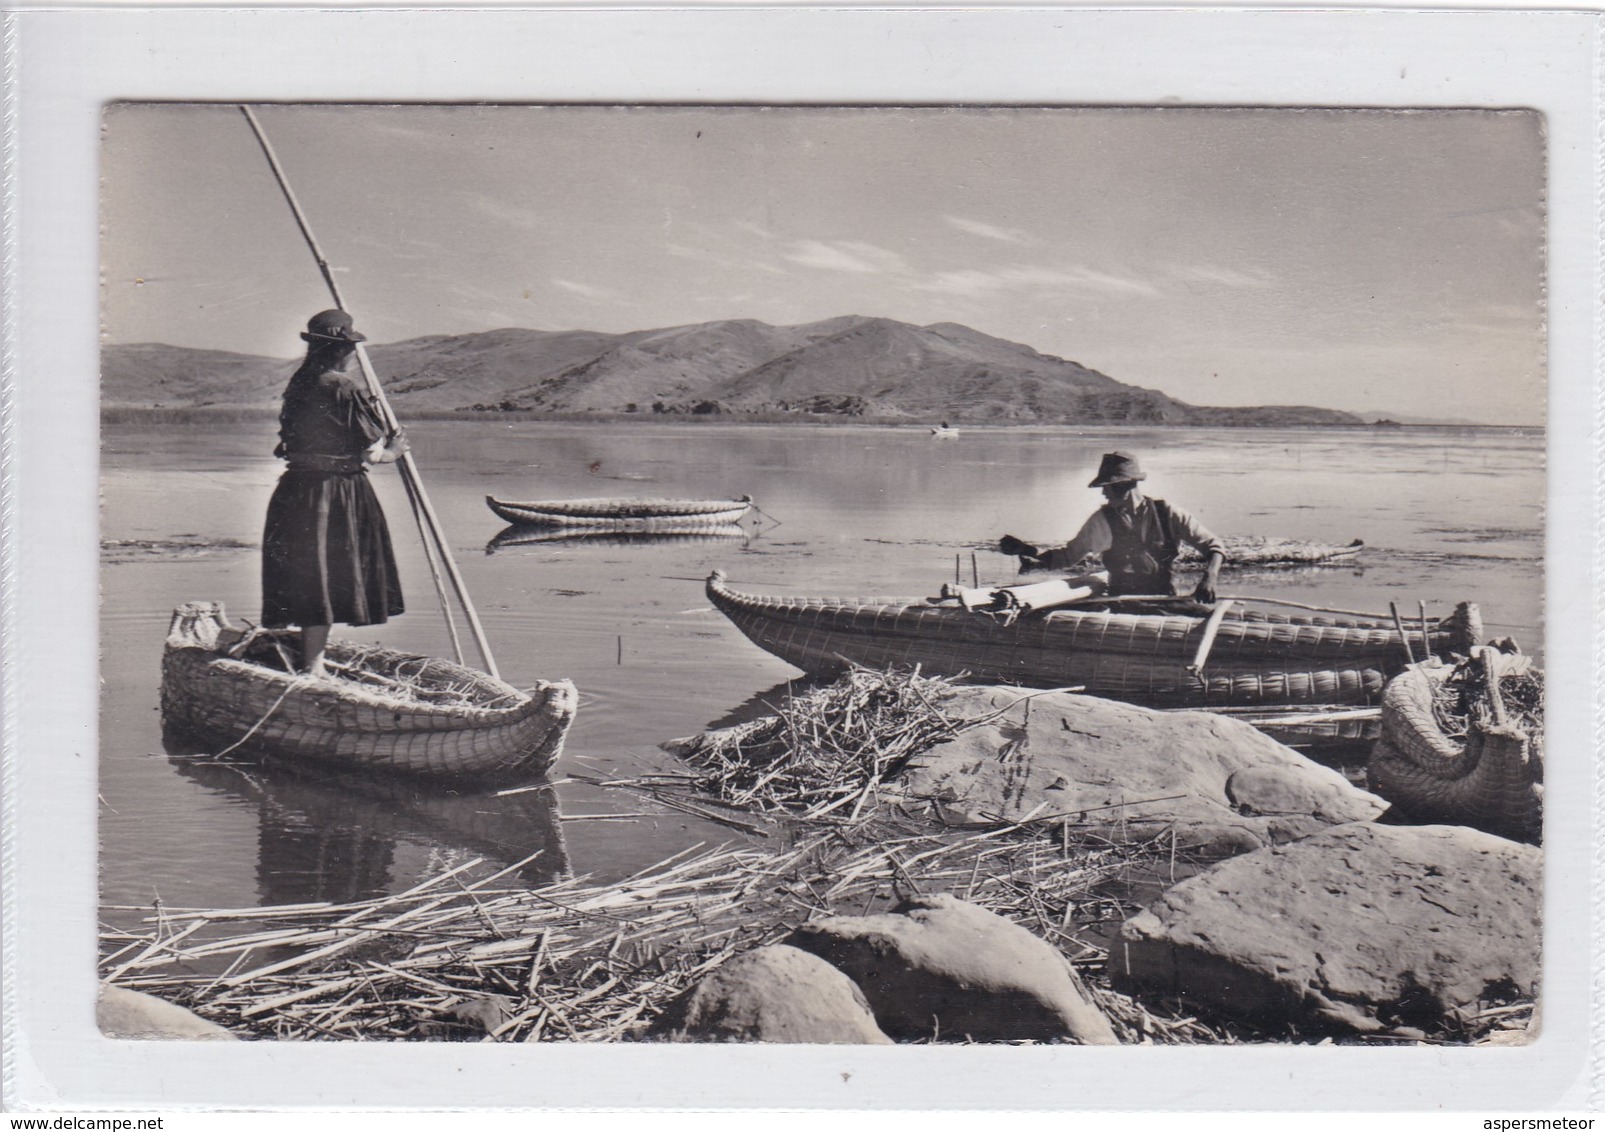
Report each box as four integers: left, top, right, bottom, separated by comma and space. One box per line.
301, 309, 367, 344
1089, 451, 1146, 488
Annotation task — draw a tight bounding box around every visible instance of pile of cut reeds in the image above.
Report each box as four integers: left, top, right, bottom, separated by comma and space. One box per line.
668, 667, 974, 820
1429, 656, 1544, 743
101, 814, 1530, 1046
101, 816, 1240, 1044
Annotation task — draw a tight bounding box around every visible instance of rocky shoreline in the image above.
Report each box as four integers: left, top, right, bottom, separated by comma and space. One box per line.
100, 669, 1540, 1046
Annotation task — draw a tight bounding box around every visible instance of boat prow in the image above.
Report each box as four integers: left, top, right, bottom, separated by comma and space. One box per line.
160, 602, 577, 781
705, 571, 1483, 710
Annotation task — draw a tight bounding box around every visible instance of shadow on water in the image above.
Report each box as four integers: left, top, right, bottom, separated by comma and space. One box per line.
691, 677, 834, 734
165, 740, 571, 907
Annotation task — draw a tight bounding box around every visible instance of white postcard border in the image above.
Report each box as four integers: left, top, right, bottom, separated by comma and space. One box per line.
2, 5, 1598, 1111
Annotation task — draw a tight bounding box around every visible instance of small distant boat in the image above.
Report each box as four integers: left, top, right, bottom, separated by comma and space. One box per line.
706, 571, 1483, 709
160, 603, 578, 780
930, 425, 960, 438
487, 523, 750, 553
486, 494, 753, 530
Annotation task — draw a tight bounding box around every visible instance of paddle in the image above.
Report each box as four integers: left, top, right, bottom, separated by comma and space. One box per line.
239, 105, 499, 679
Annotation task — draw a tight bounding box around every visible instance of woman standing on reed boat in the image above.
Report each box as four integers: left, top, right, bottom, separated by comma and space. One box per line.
261, 309, 407, 677
999, 450, 1227, 602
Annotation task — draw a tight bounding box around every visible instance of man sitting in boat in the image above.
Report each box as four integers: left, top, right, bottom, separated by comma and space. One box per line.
261, 309, 409, 677
998, 450, 1227, 603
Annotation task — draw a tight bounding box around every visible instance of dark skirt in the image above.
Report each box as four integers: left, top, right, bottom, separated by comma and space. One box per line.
262, 468, 404, 629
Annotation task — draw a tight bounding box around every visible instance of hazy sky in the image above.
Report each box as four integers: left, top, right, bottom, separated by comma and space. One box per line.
101, 104, 1546, 423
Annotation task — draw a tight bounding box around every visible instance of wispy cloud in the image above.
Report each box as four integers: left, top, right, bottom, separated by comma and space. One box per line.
665, 242, 787, 276
781, 239, 906, 274
462, 193, 551, 230
343, 232, 449, 263
1167, 264, 1276, 289
551, 278, 616, 299
944, 216, 1030, 244
913, 263, 1160, 298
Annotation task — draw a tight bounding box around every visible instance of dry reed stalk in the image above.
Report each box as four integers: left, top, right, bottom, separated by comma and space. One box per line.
108, 814, 1212, 1043
1429, 656, 1544, 742
669, 667, 971, 817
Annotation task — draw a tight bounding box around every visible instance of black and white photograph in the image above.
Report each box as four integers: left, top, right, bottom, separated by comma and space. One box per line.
4, 5, 1599, 1115
96, 100, 1546, 1046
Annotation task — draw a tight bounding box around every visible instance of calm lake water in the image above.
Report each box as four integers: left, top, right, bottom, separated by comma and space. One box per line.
99, 420, 1543, 929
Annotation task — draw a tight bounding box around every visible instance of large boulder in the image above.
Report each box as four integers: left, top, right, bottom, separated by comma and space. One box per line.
98, 984, 236, 1040
787, 893, 1117, 1044
648, 944, 892, 1044
1111, 822, 1541, 1034
891, 687, 1385, 856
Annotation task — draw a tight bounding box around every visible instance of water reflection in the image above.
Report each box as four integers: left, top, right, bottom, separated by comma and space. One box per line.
486, 523, 751, 554
168, 751, 571, 906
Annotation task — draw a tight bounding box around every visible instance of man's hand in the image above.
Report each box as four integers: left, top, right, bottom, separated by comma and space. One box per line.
998, 535, 1039, 559
1192, 551, 1225, 604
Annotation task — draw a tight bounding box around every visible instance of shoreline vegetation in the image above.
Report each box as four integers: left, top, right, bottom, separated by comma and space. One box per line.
102, 668, 1538, 1047
100, 405, 1539, 433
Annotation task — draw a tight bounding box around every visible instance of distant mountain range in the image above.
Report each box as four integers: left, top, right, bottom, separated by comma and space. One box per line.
102, 315, 1365, 426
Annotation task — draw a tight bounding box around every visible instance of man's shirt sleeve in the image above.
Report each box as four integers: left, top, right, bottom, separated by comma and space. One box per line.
1169, 504, 1225, 559
1038, 510, 1113, 571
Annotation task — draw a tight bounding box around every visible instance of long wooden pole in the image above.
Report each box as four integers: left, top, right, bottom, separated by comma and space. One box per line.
1388, 601, 1419, 665
239, 105, 499, 678
1187, 598, 1237, 677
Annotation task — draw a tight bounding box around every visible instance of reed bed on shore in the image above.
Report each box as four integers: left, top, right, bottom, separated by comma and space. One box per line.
666, 667, 986, 820
100, 814, 1231, 1044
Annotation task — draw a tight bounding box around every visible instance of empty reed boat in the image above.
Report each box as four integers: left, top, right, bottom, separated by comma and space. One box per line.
1027, 536, 1364, 574
706, 571, 1483, 709
160, 602, 578, 780
1180, 536, 1364, 569
486, 494, 753, 530
487, 523, 749, 553
1368, 650, 1543, 843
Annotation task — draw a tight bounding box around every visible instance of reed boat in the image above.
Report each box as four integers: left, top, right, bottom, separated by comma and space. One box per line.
487, 523, 749, 553
1367, 650, 1542, 843
1180, 536, 1364, 569
160, 603, 577, 780
930, 426, 960, 438
706, 571, 1483, 709
485, 494, 752, 530
1027, 537, 1364, 574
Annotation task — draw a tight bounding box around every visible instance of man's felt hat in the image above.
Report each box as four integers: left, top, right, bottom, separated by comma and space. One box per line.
1089, 451, 1146, 488
301, 309, 367, 344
